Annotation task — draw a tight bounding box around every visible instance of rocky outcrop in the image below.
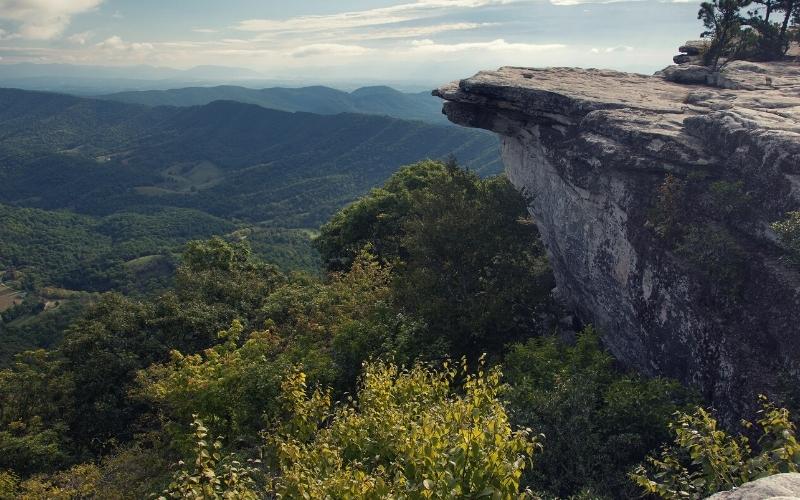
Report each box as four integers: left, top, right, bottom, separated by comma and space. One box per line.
706, 473, 800, 499
673, 40, 708, 65
434, 59, 800, 419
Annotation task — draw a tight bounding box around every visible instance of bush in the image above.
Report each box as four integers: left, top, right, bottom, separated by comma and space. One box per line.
159, 415, 259, 500
504, 328, 692, 498
772, 211, 800, 263
631, 396, 800, 499
270, 359, 539, 498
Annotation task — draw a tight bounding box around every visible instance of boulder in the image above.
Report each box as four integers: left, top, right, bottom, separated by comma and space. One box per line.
706, 474, 800, 499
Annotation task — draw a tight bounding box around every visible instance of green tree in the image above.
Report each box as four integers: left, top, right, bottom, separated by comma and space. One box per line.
317, 160, 554, 359
137, 250, 422, 451
504, 328, 692, 498
0, 350, 73, 475
698, 0, 752, 68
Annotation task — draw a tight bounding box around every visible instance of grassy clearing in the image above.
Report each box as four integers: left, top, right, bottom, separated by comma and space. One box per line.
134, 161, 224, 196
0, 283, 23, 312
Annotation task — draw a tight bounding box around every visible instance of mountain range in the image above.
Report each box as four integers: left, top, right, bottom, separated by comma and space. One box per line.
0, 87, 500, 289
99, 85, 447, 124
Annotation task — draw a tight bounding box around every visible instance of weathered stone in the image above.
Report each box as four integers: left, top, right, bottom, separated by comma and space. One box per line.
673, 54, 702, 65
706, 473, 800, 499
434, 60, 800, 420
679, 40, 710, 56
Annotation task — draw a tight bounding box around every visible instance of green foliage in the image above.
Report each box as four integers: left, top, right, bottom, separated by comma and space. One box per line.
676, 224, 747, 294
504, 328, 693, 498
270, 359, 539, 499
650, 174, 751, 298
0, 237, 289, 466
0, 153, 703, 500
0, 350, 73, 476
0, 470, 19, 499
11, 442, 168, 500
772, 211, 800, 263
0, 296, 89, 368
697, 0, 799, 66
0, 203, 233, 292
159, 416, 259, 500
137, 250, 421, 450
632, 396, 800, 499
317, 160, 555, 358
699, 0, 752, 68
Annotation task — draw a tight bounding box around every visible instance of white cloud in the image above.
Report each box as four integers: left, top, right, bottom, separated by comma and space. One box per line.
344, 22, 491, 41
0, 0, 104, 39
67, 30, 92, 45
550, 0, 638, 5
591, 45, 634, 53
95, 35, 154, 53
409, 38, 566, 53
193, 28, 218, 34
0, 27, 20, 40
235, 0, 518, 33
289, 43, 374, 58
111, 10, 123, 19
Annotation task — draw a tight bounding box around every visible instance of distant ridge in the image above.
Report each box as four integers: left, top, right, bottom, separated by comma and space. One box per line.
0, 62, 264, 81
99, 85, 447, 124
0, 88, 500, 228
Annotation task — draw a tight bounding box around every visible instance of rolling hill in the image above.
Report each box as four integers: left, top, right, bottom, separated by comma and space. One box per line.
0, 87, 501, 288
99, 85, 447, 123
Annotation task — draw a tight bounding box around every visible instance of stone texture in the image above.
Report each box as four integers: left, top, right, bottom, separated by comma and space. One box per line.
673, 40, 709, 65
434, 60, 800, 419
706, 473, 800, 499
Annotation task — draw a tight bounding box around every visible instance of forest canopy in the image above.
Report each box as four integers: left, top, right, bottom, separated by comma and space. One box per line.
0, 161, 795, 499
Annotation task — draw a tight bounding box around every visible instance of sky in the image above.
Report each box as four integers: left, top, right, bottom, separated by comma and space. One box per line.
0, 0, 703, 84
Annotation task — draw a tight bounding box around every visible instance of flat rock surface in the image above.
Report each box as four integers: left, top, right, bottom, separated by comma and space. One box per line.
707, 473, 800, 499
435, 63, 800, 134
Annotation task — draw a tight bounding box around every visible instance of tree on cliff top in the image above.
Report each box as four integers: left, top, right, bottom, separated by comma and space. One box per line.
698, 0, 799, 67
699, 0, 752, 68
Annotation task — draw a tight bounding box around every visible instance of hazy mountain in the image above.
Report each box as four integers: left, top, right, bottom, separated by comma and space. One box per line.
0, 63, 271, 95
99, 85, 446, 123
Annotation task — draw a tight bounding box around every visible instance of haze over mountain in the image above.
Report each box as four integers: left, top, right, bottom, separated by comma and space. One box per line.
99, 85, 447, 123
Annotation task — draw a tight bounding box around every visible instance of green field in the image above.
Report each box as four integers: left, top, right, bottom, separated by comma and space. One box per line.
0, 283, 23, 312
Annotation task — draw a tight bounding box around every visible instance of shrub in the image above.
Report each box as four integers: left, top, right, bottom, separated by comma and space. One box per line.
631, 396, 800, 499
504, 328, 692, 498
159, 415, 259, 500
270, 359, 539, 498
772, 211, 800, 263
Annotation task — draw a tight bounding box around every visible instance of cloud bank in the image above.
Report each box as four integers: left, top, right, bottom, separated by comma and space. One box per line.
0, 0, 104, 39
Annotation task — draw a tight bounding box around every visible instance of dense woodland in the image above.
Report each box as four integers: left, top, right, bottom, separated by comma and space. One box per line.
1, 160, 796, 498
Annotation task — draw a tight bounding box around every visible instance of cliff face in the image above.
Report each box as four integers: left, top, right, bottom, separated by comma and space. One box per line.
435, 60, 800, 418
